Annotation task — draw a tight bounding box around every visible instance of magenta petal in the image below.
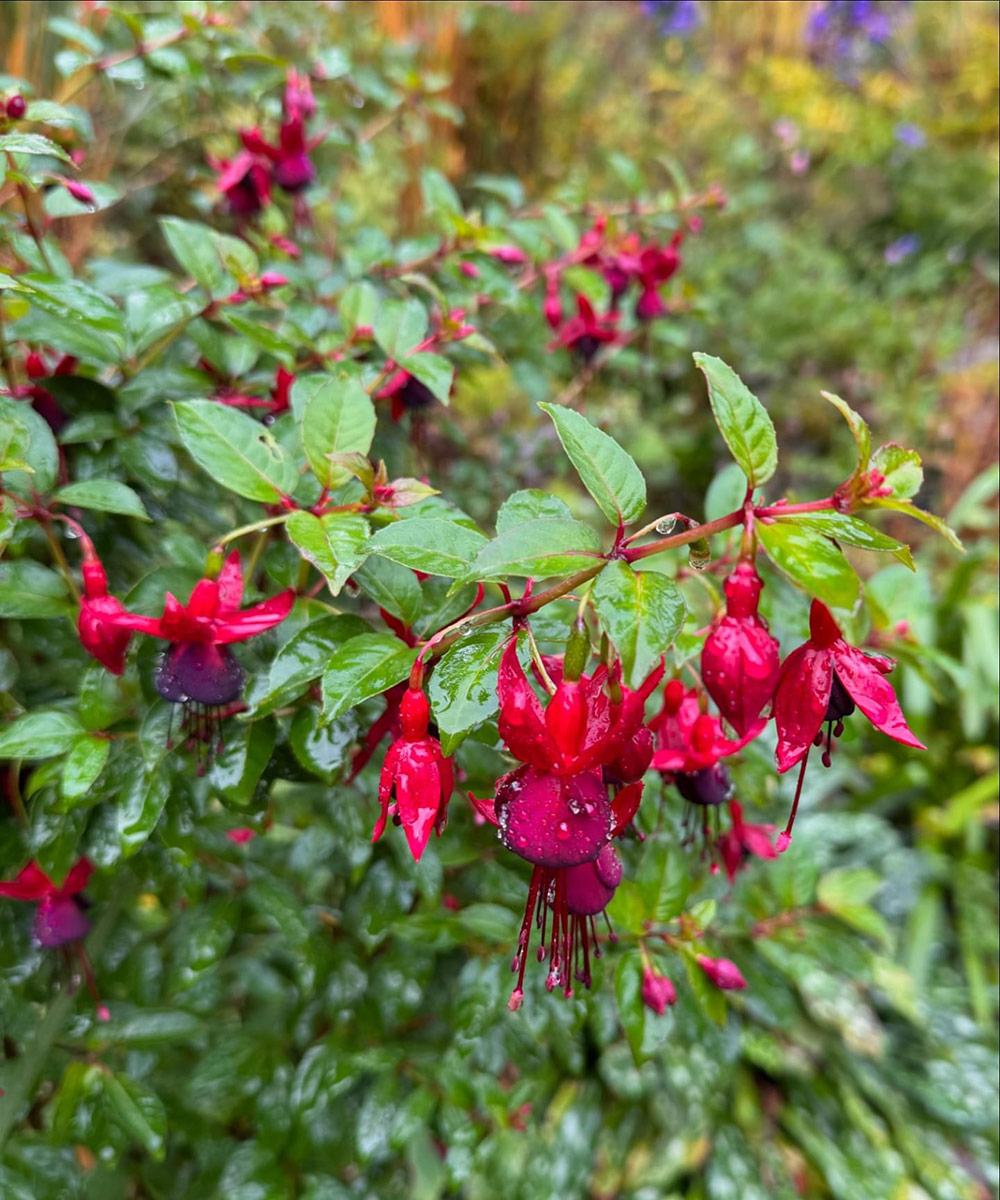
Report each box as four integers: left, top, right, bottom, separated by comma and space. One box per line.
773, 644, 832, 773
563, 848, 619, 916
211, 590, 295, 644
216, 553, 245, 612
832, 643, 926, 751
500, 768, 611, 868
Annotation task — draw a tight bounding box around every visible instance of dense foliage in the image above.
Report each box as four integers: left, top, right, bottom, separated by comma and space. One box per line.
0, 4, 997, 1198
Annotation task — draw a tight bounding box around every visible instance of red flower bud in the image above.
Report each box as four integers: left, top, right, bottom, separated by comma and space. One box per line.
701, 562, 780, 736
696, 954, 747, 990
642, 966, 677, 1014
6, 94, 26, 119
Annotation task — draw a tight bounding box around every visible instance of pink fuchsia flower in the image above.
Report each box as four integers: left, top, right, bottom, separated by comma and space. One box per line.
488, 245, 528, 265
0, 858, 93, 947
642, 965, 677, 1014
105, 552, 293, 746
211, 149, 272, 218
696, 954, 747, 991
650, 681, 764, 776
373, 685, 454, 861
773, 599, 924, 776
375, 369, 438, 423
701, 561, 781, 736
78, 553, 132, 676
715, 799, 776, 884
549, 295, 619, 362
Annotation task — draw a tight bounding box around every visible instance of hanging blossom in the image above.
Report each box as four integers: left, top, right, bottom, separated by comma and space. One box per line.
700, 560, 781, 737
549, 295, 620, 363
101, 552, 294, 754
470, 636, 662, 1008
715, 799, 776, 885
772, 599, 924, 846
0, 858, 94, 947
373, 684, 454, 861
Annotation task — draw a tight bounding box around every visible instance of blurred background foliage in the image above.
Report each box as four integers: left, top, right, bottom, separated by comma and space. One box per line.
0, 2, 997, 1198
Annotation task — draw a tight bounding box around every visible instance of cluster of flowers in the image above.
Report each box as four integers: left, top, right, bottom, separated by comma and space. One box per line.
805, 1, 908, 73
211, 69, 321, 218
373, 556, 923, 1011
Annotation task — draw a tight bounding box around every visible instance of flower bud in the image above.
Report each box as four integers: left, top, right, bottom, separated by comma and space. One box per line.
6, 94, 26, 119
642, 966, 677, 1014
399, 686, 431, 741
696, 954, 747, 990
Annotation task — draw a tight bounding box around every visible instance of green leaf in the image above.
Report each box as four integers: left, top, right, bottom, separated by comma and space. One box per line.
421, 166, 463, 224
60, 734, 110, 805
0, 710, 83, 759
495, 489, 572, 533
321, 634, 418, 724
0, 561, 70, 617
353, 558, 423, 625
865, 498, 964, 552
538, 402, 646, 526
0, 396, 59, 497
117, 763, 170, 857
339, 280, 379, 334
757, 519, 860, 610
208, 721, 275, 808
159, 216, 225, 294
637, 836, 691, 922
286, 510, 370, 595
693, 352, 777, 488
592, 560, 686, 688
245, 614, 369, 717
100, 1073, 167, 1161
367, 518, 487, 578
297, 374, 377, 488
0, 131, 73, 162
427, 626, 508, 754
401, 351, 453, 405
822, 390, 871, 474
614, 951, 646, 1063
818, 868, 892, 951
870, 443, 922, 499
374, 298, 428, 361
466, 518, 603, 580
0, 495, 15, 558
54, 479, 150, 520
774, 512, 914, 570
289, 707, 358, 783
173, 400, 298, 502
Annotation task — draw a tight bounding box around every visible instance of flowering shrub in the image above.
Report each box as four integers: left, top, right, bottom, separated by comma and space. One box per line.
0, 5, 996, 1197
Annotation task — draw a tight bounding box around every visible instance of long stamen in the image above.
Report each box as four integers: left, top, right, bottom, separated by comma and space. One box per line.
510, 867, 543, 1011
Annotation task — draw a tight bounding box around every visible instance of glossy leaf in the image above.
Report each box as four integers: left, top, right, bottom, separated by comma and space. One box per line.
538, 402, 646, 525
775, 511, 915, 570
822, 390, 871, 474
321, 633, 418, 724
286, 509, 370, 595
54, 479, 150, 521
0, 710, 83, 759
298, 374, 377, 487
367, 518, 487, 578
173, 400, 298, 502
59, 734, 110, 805
592, 559, 686, 688
757, 518, 861, 610
694, 352, 777, 488
427, 626, 508, 754
465, 518, 603, 581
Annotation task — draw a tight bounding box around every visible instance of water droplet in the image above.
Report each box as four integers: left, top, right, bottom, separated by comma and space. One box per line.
655, 516, 677, 535
64, 526, 81, 539
556, 821, 570, 841
688, 537, 711, 571
567, 797, 582, 815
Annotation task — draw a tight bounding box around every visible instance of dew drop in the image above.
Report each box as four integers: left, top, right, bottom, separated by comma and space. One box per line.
556, 821, 570, 841
655, 516, 678, 535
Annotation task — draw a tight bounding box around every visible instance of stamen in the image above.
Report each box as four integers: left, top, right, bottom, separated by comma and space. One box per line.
778, 749, 810, 851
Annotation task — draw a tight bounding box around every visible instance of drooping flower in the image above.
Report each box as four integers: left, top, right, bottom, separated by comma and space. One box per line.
375, 369, 438, 422
22, 348, 77, 432
105, 552, 294, 751
701, 561, 781, 736
0, 858, 93, 947
77, 552, 133, 676
211, 149, 272, 218
549, 295, 619, 362
773, 599, 924, 775
373, 685, 453, 860
641, 964, 677, 1014
715, 799, 776, 884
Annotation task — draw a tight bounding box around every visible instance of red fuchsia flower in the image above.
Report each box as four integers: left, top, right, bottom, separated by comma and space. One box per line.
772, 599, 925, 847
375, 369, 438, 422
213, 365, 295, 417
283, 68, 316, 120
543, 275, 563, 330
226, 827, 256, 845
715, 799, 776, 884
549, 295, 619, 363
633, 234, 683, 321
0, 858, 93, 947
470, 770, 642, 1008
488, 245, 528, 265
105, 552, 294, 750
642, 965, 677, 1015
773, 600, 925, 775
651, 680, 765, 847
696, 954, 748, 991
373, 685, 453, 861
211, 149, 272, 218
701, 561, 781, 737
6, 93, 27, 120
22, 349, 77, 432
78, 552, 133, 676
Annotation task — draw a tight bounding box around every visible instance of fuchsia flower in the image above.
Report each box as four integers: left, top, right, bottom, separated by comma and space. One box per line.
715, 800, 776, 884
696, 954, 748, 991
773, 600, 925, 775
470, 639, 661, 1007
105, 552, 294, 747
375, 370, 438, 423
78, 554, 133, 676
642, 965, 677, 1015
212, 149, 272, 218
701, 561, 781, 736
22, 349, 77, 432
0, 858, 93, 947
373, 685, 453, 861
549, 295, 619, 362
